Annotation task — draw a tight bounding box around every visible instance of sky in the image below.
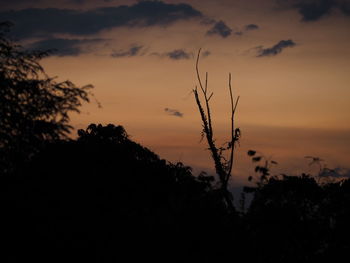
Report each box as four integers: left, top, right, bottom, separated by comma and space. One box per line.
1, 0, 350, 187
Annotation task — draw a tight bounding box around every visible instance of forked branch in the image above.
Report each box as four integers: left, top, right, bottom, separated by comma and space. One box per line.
193, 49, 240, 211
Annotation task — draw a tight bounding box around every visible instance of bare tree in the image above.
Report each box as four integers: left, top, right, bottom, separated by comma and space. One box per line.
193, 49, 240, 212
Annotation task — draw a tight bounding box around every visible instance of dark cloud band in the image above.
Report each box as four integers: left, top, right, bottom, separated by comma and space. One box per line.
0, 1, 203, 38
27, 37, 105, 56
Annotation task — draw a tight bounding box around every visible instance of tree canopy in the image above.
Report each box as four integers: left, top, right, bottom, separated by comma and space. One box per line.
0, 22, 93, 173
0, 123, 231, 262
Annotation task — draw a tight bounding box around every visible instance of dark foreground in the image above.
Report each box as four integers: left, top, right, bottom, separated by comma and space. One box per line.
1, 124, 349, 262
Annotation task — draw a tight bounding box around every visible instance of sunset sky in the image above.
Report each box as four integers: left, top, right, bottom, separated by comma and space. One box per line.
1, 0, 350, 186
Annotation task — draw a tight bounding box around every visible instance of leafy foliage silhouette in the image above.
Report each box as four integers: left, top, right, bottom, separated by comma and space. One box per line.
245, 173, 350, 262
2, 122, 348, 262
0, 22, 93, 173
0, 123, 239, 262
242, 149, 350, 262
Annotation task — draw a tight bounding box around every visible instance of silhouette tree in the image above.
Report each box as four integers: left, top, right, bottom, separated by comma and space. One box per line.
0, 123, 237, 262
242, 148, 350, 262
0, 22, 93, 173
193, 49, 240, 212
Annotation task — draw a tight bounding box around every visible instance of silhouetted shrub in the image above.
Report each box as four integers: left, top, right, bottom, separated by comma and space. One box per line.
0, 123, 239, 262
244, 174, 350, 262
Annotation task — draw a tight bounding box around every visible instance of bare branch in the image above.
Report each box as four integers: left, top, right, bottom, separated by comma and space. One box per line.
205, 72, 208, 94
195, 48, 213, 139
226, 73, 240, 183
193, 88, 210, 139
233, 96, 240, 114
193, 50, 240, 212
194, 86, 225, 184
195, 48, 205, 94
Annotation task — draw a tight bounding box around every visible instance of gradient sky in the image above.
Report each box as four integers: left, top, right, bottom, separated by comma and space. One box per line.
2, 0, 350, 186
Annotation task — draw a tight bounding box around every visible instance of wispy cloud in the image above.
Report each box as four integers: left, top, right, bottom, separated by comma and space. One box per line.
26, 37, 105, 56
245, 24, 259, 31
256, 39, 296, 57
111, 45, 144, 58
201, 50, 211, 58
164, 108, 183, 117
319, 167, 350, 178
166, 49, 192, 60
151, 49, 210, 60
206, 20, 232, 38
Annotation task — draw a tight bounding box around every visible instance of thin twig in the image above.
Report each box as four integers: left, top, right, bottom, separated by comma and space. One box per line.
195, 48, 205, 94
227, 73, 239, 183
205, 72, 208, 94
195, 49, 214, 139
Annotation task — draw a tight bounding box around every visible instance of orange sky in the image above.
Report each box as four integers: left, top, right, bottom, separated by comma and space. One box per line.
3, 0, 350, 185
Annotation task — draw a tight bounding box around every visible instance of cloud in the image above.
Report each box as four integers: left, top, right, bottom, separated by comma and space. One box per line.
0, 0, 120, 9
164, 108, 183, 118
245, 24, 259, 31
151, 49, 210, 60
256, 39, 296, 57
0, 1, 203, 38
166, 49, 192, 60
295, 0, 334, 21
111, 45, 143, 58
339, 1, 350, 14
0, 0, 39, 10
26, 37, 105, 56
201, 50, 211, 58
206, 20, 232, 38
205, 22, 258, 37
319, 167, 350, 178
279, 0, 350, 22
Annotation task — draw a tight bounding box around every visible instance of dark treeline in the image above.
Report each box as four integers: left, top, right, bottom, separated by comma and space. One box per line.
1, 22, 350, 262
0, 124, 237, 262
1, 123, 350, 262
